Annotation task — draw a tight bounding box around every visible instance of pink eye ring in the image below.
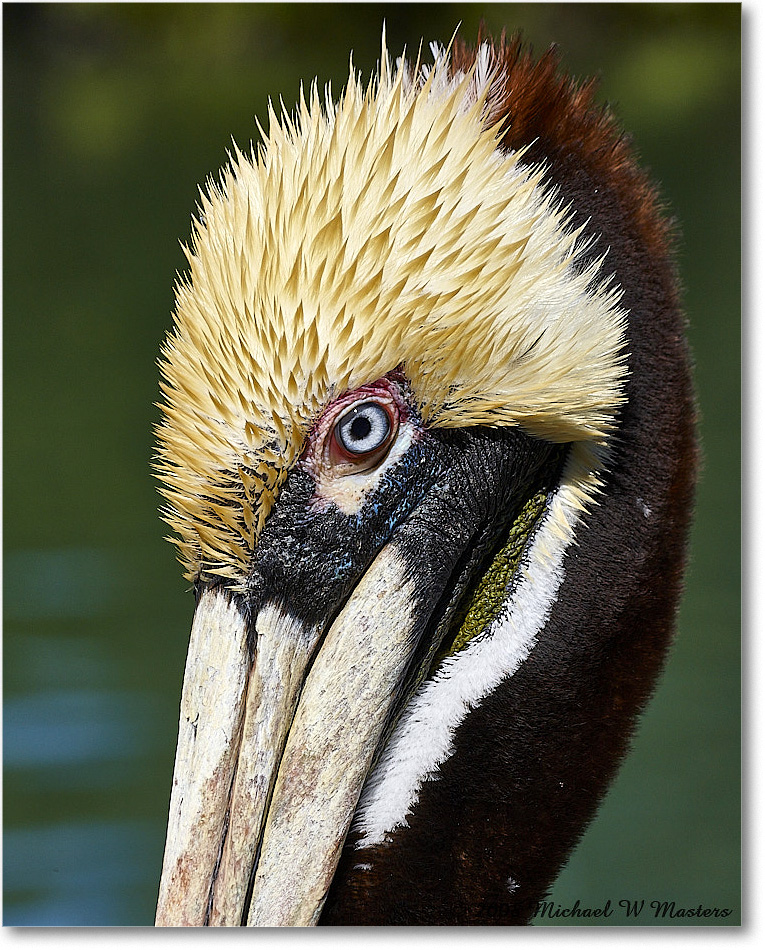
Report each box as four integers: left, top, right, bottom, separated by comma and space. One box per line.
299, 374, 408, 478
327, 397, 399, 471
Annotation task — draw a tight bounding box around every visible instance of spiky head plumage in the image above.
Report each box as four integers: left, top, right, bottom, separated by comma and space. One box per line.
155, 37, 627, 584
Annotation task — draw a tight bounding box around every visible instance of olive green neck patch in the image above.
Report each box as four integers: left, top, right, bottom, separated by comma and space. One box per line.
435, 490, 550, 664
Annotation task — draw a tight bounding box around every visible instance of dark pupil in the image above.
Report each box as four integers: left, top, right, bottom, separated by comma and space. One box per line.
350, 415, 372, 442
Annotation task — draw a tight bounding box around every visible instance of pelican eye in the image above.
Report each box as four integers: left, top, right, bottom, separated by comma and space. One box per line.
336, 402, 391, 454
328, 399, 398, 472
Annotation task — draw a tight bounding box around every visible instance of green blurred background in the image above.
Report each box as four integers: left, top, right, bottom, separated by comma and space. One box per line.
3, 2, 740, 926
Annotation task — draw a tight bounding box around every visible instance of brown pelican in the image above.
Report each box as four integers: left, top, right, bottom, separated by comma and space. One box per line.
153, 31, 696, 925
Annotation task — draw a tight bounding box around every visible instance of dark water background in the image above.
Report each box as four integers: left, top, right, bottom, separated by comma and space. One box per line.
3, 3, 740, 927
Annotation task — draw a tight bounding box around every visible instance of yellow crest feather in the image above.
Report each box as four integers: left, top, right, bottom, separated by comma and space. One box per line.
156, 39, 627, 583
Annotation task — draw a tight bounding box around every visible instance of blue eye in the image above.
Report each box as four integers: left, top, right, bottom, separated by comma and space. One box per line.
335, 402, 392, 456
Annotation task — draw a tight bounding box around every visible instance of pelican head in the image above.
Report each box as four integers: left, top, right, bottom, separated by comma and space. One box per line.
153, 32, 696, 926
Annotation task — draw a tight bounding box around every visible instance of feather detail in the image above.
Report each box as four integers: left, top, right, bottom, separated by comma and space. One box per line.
156, 35, 628, 583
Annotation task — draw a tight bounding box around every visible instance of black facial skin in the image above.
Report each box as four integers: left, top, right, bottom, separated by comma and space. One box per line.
223, 419, 565, 689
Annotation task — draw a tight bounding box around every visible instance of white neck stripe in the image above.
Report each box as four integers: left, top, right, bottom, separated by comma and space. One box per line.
352, 445, 593, 848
